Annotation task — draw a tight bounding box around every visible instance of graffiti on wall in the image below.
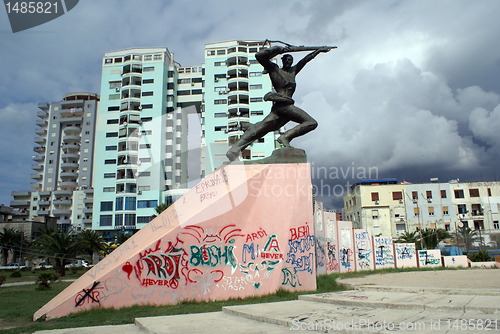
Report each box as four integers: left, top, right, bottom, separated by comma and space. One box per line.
394, 243, 417, 268
374, 237, 394, 268
339, 228, 353, 272
354, 229, 373, 271
418, 250, 442, 267
286, 223, 315, 274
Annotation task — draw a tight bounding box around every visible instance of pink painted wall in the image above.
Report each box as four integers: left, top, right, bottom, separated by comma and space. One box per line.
443, 255, 468, 268
323, 213, 338, 274
394, 243, 418, 268
34, 163, 315, 320
418, 250, 442, 267
314, 202, 326, 275
374, 236, 395, 269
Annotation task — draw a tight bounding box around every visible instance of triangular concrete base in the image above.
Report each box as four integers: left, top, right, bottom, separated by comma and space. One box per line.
34, 163, 315, 320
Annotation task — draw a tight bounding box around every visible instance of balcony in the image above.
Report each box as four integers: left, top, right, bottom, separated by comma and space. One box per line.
60, 116, 83, 124
32, 154, 45, 162
37, 111, 48, 118
60, 171, 78, 179
62, 143, 80, 152
38, 200, 50, 206
39, 191, 51, 196
83, 198, 93, 204
53, 199, 72, 205
62, 135, 81, 142
59, 181, 78, 188
11, 190, 30, 197
37, 210, 50, 216
30, 183, 42, 190
63, 125, 81, 135
33, 146, 45, 153
83, 208, 93, 214
34, 137, 46, 144
10, 200, 29, 207
30, 173, 42, 180
57, 219, 71, 225
31, 164, 43, 171
60, 108, 83, 116
53, 209, 72, 216
83, 188, 93, 194
35, 128, 47, 136
54, 189, 72, 196
61, 153, 79, 160
83, 218, 93, 225
61, 162, 79, 170
36, 119, 47, 127
38, 102, 49, 111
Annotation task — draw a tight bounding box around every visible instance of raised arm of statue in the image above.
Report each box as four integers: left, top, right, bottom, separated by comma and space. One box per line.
255, 46, 287, 72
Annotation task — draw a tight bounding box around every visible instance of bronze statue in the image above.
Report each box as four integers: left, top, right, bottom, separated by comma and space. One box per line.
226, 40, 336, 161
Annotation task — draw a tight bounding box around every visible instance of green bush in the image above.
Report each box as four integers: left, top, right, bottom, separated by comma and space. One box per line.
467, 250, 491, 262
71, 267, 78, 274
10, 270, 22, 278
0, 275, 6, 286
36, 272, 54, 290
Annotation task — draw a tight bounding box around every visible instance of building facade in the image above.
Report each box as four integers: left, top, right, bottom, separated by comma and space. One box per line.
344, 179, 500, 239
11, 93, 98, 232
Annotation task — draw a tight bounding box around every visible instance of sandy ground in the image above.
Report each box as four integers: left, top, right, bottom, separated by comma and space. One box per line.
339, 269, 500, 289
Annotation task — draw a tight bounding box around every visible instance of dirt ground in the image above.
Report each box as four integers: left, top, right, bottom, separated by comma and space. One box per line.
339, 269, 500, 289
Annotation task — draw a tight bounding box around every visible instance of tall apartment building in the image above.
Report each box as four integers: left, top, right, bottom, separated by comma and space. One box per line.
11, 93, 99, 232
201, 40, 276, 175
93, 41, 277, 234
93, 47, 202, 234
344, 179, 500, 238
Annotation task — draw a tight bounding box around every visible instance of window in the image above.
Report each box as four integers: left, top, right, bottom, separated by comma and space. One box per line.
106, 145, 117, 151
392, 192, 403, 200
454, 190, 464, 198
428, 207, 434, 216
144, 55, 152, 61
100, 201, 113, 211
143, 66, 154, 72
214, 99, 227, 104
115, 197, 123, 211
109, 94, 120, 100
125, 214, 136, 226
143, 79, 154, 84
214, 61, 225, 66
192, 89, 202, 95
142, 91, 153, 97
177, 90, 191, 96
217, 49, 226, 55
138, 186, 151, 191
249, 72, 262, 77
83, 148, 89, 153
426, 191, 432, 199
104, 58, 113, 64
141, 117, 153, 122
474, 220, 484, 230
412, 191, 418, 200
99, 215, 112, 226
138, 171, 150, 177
140, 144, 151, 149
106, 132, 118, 138
372, 210, 379, 219
140, 130, 152, 135
138, 216, 153, 224
167, 83, 174, 89
371, 192, 379, 201
441, 190, 447, 198
250, 97, 263, 103
154, 54, 162, 60
115, 214, 123, 226
214, 113, 227, 118
141, 104, 153, 109
137, 200, 158, 208
494, 221, 499, 229
414, 207, 419, 216
125, 197, 136, 210
140, 157, 151, 163
104, 173, 115, 178
251, 110, 264, 116
207, 50, 215, 56
104, 159, 116, 164
469, 189, 479, 197
250, 84, 262, 90
488, 188, 492, 196
109, 81, 121, 89
103, 187, 115, 192
443, 206, 449, 215
457, 204, 467, 214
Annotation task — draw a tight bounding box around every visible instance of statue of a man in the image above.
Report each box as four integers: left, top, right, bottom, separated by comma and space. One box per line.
226, 42, 333, 161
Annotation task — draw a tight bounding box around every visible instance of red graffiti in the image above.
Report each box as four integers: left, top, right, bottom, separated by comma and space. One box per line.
290, 223, 310, 241
245, 227, 267, 243
122, 261, 133, 279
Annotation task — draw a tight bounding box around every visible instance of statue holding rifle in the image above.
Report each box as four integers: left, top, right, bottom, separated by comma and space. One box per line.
226, 40, 336, 161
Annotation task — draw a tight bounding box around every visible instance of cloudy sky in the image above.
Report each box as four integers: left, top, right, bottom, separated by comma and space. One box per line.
1, 0, 500, 209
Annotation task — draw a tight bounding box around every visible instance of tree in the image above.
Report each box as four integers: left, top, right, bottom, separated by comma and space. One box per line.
11, 230, 28, 264
77, 230, 108, 265
395, 231, 420, 244
459, 227, 478, 251
30, 230, 82, 276
420, 228, 451, 249
114, 231, 131, 246
152, 202, 171, 218
0, 228, 18, 266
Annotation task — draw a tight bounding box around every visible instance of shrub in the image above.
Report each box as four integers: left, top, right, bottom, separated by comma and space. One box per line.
10, 270, 22, 278
467, 250, 491, 262
70, 267, 78, 274
36, 273, 54, 290
0, 275, 6, 286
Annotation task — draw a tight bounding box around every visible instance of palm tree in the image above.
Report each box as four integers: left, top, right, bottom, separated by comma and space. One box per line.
11, 230, 28, 264
114, 231, 131, 246
420, 228, 451, 249
152, 202, 171, 218
459, 227, 478, 251
77, 230, 108, 265
395, 231, 420, 243
0, 228, 18, 266
30, 230, 82, 276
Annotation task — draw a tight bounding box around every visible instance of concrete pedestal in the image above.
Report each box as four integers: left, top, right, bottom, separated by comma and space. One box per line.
34, 162, 315, 320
